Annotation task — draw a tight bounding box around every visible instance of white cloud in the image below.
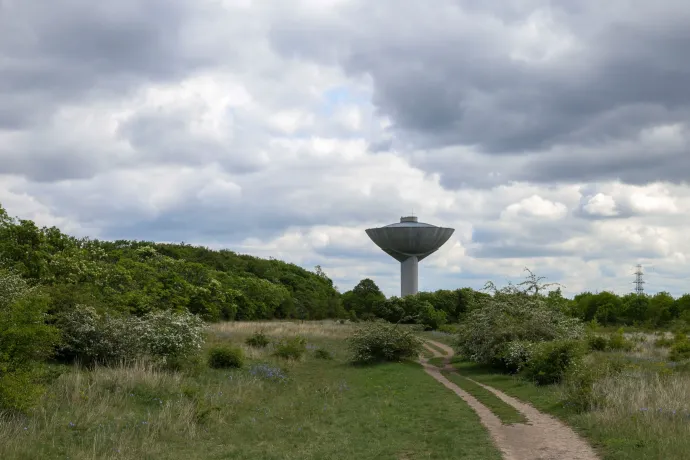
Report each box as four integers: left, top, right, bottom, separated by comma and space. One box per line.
2, 0, 690, 300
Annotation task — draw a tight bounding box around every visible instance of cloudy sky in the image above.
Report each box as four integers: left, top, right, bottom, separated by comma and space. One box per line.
2, 0, 689, 298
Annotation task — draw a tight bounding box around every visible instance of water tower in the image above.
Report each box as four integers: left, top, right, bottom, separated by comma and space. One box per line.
365, 216, 454, 297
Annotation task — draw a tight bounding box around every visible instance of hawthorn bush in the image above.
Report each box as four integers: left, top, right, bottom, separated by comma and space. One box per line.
456, 280, 584, 371
57, 305, 205, 366
347, 321, 423, 364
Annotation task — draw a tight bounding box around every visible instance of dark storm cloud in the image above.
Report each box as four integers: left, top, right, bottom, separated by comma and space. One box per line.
269, 0, 690, 186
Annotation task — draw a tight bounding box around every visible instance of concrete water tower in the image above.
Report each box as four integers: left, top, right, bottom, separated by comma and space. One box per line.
365, 216, 454, 297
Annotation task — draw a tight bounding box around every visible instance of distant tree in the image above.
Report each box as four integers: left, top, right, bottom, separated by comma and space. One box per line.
342, 278, 386, 318
648, 291, 676, 326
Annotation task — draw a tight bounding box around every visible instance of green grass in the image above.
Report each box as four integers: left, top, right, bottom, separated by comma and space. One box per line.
0, 323, 502, 460
449, 358, 690, 460
428, 357, 446, 367
441, 371, 527, 425
418, 331, 457, 348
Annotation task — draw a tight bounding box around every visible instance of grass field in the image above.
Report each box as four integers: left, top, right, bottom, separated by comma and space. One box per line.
0, 321, 502, 460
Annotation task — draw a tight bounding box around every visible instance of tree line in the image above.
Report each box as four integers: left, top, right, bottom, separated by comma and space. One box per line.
0, 205, 343, 322
2, 204, 688, 330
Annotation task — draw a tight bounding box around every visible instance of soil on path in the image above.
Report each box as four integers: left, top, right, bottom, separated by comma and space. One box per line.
420, 340, 599, 460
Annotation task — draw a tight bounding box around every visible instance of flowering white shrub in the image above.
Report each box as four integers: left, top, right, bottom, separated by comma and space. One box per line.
140, 310, 206, 360
58, 305, 206, 366
502, 340, 536, 373
456, 282, 584, 370
0, 268, 34, 308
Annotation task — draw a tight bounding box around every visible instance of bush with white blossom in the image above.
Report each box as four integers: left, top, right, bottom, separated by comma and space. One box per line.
58, 305, 206, 366
456, 279, 584, 371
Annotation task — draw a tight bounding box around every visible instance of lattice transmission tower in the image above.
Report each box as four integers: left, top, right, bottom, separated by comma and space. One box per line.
633, 264, 645, 295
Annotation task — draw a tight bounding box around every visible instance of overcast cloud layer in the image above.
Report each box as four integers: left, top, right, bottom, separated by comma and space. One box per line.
2, 0, 689, 297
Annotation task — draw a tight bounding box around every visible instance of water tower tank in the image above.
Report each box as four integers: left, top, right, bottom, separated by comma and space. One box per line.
365, 216, 454, 297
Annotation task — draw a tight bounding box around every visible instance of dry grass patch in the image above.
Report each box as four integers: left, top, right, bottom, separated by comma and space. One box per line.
210, 320, 354, 340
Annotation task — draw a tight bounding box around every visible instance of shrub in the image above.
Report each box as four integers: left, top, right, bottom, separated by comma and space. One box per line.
668, 340, 690, 362
0, 270, 60, 412
57, 305, 206, 366
501, 340, 535, 373
606, 329, 634, 351
347, 322, 423, 363
245, 331, 270, 348
522, 340, 586, 385
141, 310, 206, 360
314, 348, 334, 360
273, 336, 307, 360
587, 334, 608, 351
208, 346, 244, 368
456, 282, 584, 370
562, 354, 630, 411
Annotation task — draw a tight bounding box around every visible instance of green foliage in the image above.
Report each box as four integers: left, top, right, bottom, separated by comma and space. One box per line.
0, 268, 59, 411
57, 306, 205, 366
0, 204, 343, 323
606, 328, 634, 351
207, 346, 244, 369
273, 336, 307, 360
0, 270, 60, 412
438, 324, 458, 334
562, 354, 630, 411
586, 334, 609, 351
245, 331, 270, 348
654, 336, 674, 348
347, 322, 423, 363
313, 348, 334, 360
415, 301, 447, 330
456, 278, 584, 370
668, 340, 690, 362
342, 278, 386, 318
522, 340, 587, 385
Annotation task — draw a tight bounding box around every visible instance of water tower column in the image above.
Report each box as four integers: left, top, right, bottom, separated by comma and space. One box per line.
400, 256, 418, 297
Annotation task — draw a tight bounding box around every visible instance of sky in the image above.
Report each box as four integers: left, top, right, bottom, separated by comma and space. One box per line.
1, 0, 689, 298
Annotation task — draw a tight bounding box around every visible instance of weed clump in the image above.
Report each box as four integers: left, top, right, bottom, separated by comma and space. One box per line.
606, 329, 634, 351
245, 331, 270, 348
669, 340, 690, 362
347, 322, 422, 364
273, 336, 307, 360
314, 348, 334, 360
208, 346, 244, 369
586, 334, 608, 351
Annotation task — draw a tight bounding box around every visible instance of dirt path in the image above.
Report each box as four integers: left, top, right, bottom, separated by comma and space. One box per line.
420, 340, 599, 460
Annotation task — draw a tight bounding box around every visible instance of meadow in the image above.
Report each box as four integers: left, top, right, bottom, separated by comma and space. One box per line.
0, 321, 502, 460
